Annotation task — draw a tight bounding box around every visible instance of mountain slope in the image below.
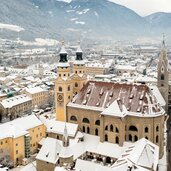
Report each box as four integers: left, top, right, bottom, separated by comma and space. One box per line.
0, 0, 161, 41
145, 12, 171, 39
145, 12, 171, 28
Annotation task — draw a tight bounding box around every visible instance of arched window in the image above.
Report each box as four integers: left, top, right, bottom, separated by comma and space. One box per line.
156, 135, 159, 143
129, 125, 138, 132
105, 125, 108, 131
70, 116, 77, 121
145, 127, 148, 133
83, 126, 85, 132
75, 82, 78, 88
95, 128, 98, 136
58, 86, 62, 92
110, 125, 113, 132
87, 127, 90, 134
82, 118, 90, 123
129, 134, 132, 141
134, 135, 138, 142
68, 96, 70, 100
105, 134, 108, 141
161, 74, 164, 80
115, 127, 119, 133
116, 136, 119, 144
59, 74, 61, 77
95, 120, 100, 126
156, 126, 159, 132
68, 85, 70, 91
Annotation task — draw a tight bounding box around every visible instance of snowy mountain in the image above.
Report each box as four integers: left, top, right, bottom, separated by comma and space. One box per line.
145, 12, 171, 39
0, 0, 170, 41
145, 12, 171, 28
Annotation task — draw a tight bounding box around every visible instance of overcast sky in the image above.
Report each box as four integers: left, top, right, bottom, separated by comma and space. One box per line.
109, 0, 171, 16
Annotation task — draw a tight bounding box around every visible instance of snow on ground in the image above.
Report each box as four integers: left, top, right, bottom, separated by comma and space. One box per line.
70, 18, 78, 21
76, 9, 90, 15
66, 10, 75, 13
48, 11, 53, 17
17, 38, 59, 46
0, 23, 24, 32
10, 162, 36, 171
56, 0, 72, 3
65, 28, 80, 32
94, 11, 99, 17
75, 21, 85, 25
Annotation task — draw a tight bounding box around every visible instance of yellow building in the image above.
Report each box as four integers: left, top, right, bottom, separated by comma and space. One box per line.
67, 81, 166, 158
0, 115, 45, 167
55, 43, 87, 121
25, 86, 48, 109
0, 94, 32, 122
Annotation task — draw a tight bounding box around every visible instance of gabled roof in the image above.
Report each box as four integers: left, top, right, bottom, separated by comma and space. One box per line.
69, 81, 164, 117
113, 138, 159, 171
36, 137, 61, 164
1, 94, 31, 108
0, 115, 43, 139
101, 100, 127, 117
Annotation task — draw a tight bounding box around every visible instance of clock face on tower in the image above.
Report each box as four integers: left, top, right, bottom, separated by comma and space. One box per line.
57, 93, 64, 102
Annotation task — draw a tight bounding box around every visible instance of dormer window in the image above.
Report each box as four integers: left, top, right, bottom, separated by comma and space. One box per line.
82, 99, 87, 105
161, 74, 164, 80
99, 88, 104, 96
87, 88, 91, 94
96, 102, 100, 106
129, 94, 134, 99
109, 91, 113, 97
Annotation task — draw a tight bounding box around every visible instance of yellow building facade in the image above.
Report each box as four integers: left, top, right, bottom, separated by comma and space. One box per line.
0, 115, 45, 167
25, 87, 48, 109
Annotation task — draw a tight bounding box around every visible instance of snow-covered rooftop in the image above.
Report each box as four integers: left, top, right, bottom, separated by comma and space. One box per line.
0, 94, 32, 108
0, 115, 43, 139
40, 116, 78, 137
25, 86, 47, 94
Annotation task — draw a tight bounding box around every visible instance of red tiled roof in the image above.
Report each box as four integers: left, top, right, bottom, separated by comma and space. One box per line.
72, 81, 161, 114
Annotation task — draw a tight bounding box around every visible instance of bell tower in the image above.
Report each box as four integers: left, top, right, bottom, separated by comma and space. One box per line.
72, 42, 87, 95
55, 42, 73, 121
62, 124, 69, 147
157, 36, 169, 112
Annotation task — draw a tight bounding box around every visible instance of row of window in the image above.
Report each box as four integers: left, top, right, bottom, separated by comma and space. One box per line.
71, 116, 101, 126
71, 116, 160, 134
127, 125, 159, 133
104, 134, 119, 144
58, 70, 85, 77
59, 73, 70, 77
75, 70, 85, 74
128, 134, 159, 143
105, 125, 119, 133
0, 140, 8, 145
58, 83, 78, 92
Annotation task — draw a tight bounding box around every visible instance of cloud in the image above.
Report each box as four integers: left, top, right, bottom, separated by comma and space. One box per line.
109, 0, 171, 16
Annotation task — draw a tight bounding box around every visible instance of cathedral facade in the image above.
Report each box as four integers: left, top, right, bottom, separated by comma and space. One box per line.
55, 42, 167, 159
